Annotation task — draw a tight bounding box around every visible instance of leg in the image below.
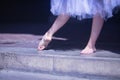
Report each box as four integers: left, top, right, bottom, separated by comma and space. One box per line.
81, 13, 104, 54
38, 14, 70, 50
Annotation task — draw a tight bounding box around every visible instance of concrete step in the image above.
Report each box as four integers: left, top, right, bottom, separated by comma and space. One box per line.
0, 47, 120, 78
0, 70, 119, 80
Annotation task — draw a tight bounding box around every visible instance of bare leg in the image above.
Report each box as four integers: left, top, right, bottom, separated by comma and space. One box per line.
81, 13, 104, 54
38, 14, 70, 50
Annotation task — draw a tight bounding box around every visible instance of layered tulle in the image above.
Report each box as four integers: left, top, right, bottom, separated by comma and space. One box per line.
50, 0, 120, 20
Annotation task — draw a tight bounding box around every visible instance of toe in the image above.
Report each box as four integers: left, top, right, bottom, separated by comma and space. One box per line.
80, 48, 95, 54
38, 46, 45, 51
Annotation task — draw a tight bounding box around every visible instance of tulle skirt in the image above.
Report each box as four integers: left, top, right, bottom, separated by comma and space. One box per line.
51, 0, 120, 20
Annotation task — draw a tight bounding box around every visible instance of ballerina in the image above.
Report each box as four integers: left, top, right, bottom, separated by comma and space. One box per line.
38, 0, 120, 54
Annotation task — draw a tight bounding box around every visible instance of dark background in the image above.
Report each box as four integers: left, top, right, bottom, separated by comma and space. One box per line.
0, 0, 50, 23
0, 0, 120, 50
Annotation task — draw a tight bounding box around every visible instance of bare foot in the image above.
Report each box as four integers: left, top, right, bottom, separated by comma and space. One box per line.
38, 33, 52, 51
80, 46, 96, 54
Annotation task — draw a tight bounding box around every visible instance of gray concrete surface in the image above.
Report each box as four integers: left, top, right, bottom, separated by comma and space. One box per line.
0, 70, 86, 80
0, 53, 4, 69
0, 34, 120, 79
0, 70, 119, 80
0, 47, 120, 77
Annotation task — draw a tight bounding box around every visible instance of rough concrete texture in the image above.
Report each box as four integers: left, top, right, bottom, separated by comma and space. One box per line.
0, 53, 4, 69
0, 47, 120, 77
0, 70, 120, 80
54, 57, 120, 76
0, 34, 120, 78
3, 53, 53, 72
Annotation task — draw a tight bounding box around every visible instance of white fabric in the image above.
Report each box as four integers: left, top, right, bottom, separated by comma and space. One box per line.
50, 0, 120, 20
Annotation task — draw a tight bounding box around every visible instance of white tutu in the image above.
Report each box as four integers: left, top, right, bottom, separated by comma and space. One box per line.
50, 0, 120, 20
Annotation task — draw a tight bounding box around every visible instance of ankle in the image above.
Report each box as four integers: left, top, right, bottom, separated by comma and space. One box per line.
43, 32, 52, 40
86, 44, 96, 49
45, 32, 53, 37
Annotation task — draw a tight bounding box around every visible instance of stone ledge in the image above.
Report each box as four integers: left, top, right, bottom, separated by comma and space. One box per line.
0, 47, 120, 77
